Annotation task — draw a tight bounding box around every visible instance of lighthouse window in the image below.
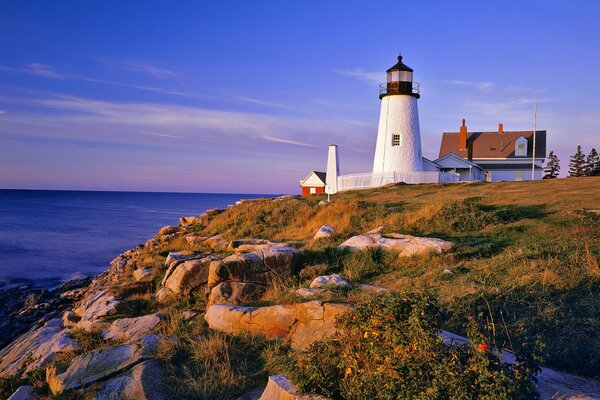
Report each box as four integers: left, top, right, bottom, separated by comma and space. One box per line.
392, 134, 401, 146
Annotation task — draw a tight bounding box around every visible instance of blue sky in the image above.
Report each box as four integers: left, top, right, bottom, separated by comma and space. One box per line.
1, 1, 599, 194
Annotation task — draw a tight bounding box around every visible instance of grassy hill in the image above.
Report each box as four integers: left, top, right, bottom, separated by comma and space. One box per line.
201, 177, 600, 378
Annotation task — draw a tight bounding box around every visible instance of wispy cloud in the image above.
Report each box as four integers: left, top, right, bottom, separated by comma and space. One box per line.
445, 80, 495, 93
261, 134, 316, 147
117, 60, 177, 79
0, 93, 370, 155
333, 68, 383, 85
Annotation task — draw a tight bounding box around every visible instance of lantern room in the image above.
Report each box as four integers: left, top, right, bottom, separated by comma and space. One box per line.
379, 54, 420, 99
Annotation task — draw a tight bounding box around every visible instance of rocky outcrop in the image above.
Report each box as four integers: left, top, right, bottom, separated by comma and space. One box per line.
310, 274, 349, 289
205, 301, 353, 351
74, 289, 122, 331
47, 335, 161, 395
0, 318, 79, 377
208, 247, 302, 289
298, 264, 330, 280
338, 233, 453, 256
133, 268, 153, 282
259, 375, 329, 400
100, 313, 167, 342
163, 256, 219, 295
313, 225, 335, 240
95, 360, 165, 400
179, 216, 200, 226
0, 277, 90, 350
204, 234, 229, 250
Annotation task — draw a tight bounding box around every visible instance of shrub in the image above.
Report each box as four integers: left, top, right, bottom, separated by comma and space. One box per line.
275, 293, 540, 399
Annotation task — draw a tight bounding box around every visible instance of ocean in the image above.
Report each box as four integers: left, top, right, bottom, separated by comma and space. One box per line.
0, 189, 274, 290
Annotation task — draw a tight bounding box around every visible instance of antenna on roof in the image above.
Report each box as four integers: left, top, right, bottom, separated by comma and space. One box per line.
531, 102, 537, 180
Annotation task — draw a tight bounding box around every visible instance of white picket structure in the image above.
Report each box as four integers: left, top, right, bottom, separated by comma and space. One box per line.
337, 171, 459, 192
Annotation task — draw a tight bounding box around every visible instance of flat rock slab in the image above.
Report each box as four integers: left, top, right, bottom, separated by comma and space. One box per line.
441, 331, 600, 399
47, 335, 160, 394
338, 233, 453, 256
0, 318, 79, 377
205, 301, 353, 351
8, 385, 37, 400
95, 360, 165, 400
101, 313, 167, 342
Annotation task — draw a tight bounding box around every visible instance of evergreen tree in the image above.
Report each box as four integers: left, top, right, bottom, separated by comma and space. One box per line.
543, 150, 560, 179
569, 145, 587, 177
585, 148, 600, 176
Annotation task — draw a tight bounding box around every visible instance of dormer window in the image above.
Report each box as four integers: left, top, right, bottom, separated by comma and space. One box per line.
515, 136, 528, 156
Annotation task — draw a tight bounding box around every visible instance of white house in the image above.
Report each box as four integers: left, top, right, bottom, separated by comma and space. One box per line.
435, 120, 547, 182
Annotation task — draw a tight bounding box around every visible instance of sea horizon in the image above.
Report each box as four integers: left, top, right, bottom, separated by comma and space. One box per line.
0, 189, 277, 290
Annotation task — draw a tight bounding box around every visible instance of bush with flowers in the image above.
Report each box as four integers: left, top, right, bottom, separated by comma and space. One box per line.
266, 292, 541, 399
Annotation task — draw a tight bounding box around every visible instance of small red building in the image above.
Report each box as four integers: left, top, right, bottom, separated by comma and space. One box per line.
300, 171, 327, 196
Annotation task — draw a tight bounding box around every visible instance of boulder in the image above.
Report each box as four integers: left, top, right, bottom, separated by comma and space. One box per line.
295, 288, 337, 300
207, 282, 267, 307
154, 288, 176, 304
313, 225, 335, 240
185, 235, 208, 246
259, 375, 329, 400
310, 274, 349, 289
74, 290, 121, 329
162, 252, 209, 286
205, 301, 353, 351
366, 226, 385, 234
101, 313, 167, 342
0, 318, 80, 377
95, 360, 165, 400
47, 335, 160, 394
204, 234, 229, 250
7, 386, 37, 400
179, 216, 200, 227
133, 268, 153, 282
163, 256, 219, 295
338, 233, 453, 256
208, 247, 302, 289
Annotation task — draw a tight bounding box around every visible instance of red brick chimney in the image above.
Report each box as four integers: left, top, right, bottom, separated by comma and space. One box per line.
459, 119, 467, 150
498, 123, 504, 134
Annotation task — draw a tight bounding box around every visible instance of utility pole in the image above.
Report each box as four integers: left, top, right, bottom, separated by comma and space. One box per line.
531, 102, 537, 180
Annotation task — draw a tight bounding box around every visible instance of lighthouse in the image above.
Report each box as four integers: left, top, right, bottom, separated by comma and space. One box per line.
372, 54, 423, 175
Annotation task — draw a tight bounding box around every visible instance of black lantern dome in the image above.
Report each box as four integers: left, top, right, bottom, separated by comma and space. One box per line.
379, 54, 420, 99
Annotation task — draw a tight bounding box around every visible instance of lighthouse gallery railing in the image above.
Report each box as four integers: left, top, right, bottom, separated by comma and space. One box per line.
337, 171, 459, 192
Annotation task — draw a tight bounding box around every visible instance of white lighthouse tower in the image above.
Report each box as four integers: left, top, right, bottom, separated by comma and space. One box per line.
372, 54, 423, 176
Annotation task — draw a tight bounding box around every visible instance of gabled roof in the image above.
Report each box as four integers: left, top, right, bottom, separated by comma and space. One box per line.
434, 153, 483, 169
300, 171, 327, 186
439, 130, 547, 160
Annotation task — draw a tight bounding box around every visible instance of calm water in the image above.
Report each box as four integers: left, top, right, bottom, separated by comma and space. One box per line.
0, 190, 274, 289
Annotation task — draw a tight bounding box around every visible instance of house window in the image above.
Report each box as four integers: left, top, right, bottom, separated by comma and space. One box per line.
515, 171, 523, 181
392, 134, 401, 146
516, 140, 527, 156
310, 187, 316, 195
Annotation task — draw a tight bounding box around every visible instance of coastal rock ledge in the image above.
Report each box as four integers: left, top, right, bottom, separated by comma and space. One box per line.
205, 300, 353, 351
